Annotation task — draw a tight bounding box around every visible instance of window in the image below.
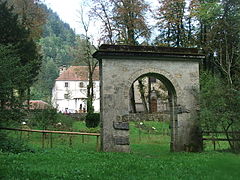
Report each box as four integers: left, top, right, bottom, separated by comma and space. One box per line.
64, 94, 69, 99
65, 82, 69, 87
79, 82, 84, 88
149, 77, 156, 83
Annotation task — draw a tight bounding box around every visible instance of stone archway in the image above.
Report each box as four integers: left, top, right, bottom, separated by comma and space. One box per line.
125, 71, 178, 152
93, 44, 204, 152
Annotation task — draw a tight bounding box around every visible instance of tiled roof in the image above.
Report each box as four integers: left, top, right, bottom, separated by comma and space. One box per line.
56, 66, 99, 81
29, 100, 49, 109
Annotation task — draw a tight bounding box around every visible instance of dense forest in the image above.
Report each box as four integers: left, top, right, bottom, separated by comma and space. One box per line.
31, 4, 78, 102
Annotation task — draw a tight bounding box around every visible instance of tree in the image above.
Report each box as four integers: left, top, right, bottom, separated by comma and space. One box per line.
91, 0, 115, 44
7, 0, 46, 40
190, 0, 240, 83
91, 0, 150, 45
114, 0, 151, 112
111, 0, 150, 45
78, 7, 98, 113
200, 72, 240, 152
0, 45, 25, 126
31, 59, 59, 102
0, 1, 41, 124
155, 0, 186, 47
91, 0, 151, 113
209, 0, 240, 86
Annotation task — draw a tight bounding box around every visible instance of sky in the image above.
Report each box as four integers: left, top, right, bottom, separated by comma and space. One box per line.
43, 0, 159, 44
43, 0, 89, 35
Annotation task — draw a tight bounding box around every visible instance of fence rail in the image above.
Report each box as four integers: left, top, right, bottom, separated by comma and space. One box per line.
0, 127, 100, 151
202, 131, 240, 150
203, 131, 240, 134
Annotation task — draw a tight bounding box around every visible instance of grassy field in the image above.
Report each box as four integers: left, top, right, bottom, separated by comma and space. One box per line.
1, 121, 240, 180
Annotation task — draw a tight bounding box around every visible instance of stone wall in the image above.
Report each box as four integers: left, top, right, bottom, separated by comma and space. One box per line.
64, 113, 86, 121
121, 113, 170, 122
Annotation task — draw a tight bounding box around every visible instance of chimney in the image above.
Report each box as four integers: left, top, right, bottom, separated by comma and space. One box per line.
59, 65, 67, 75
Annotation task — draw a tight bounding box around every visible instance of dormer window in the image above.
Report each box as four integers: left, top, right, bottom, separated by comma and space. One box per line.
65, 82, 69, 87
79, 82, 84, 88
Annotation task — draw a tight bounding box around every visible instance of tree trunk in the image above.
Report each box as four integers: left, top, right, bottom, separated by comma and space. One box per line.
148, 77, 152, 113
138, 79, 148, 113
129, 84, 136, 113
27, 87, 30, 110
87, 68, 94, 113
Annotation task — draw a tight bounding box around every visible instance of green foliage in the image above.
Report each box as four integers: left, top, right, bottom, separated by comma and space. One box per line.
40, 6, 77, 66
1, 138, 240, 179
0, 44, 26, 128
85, 113, 100, 128
155, 0, 186, 47
55, 113, 75, 130
200, 72, 240, 151
0, 1, 42, 122
0, 1, 27, 45
0, 1, 41, 81
29, 109, 58, 130
0, 132, 33, 154
0, 45, 22, 105
31, 59, 59, 102
200, 72, 226, 130
72, 121, 100, 133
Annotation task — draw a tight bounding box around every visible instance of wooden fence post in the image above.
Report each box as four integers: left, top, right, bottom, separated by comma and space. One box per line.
82, 135, 85, 143
69, 135, 72, 147
96, 136, 99, 151
138, 128, 141, 142
50, 133, 53, 148
0, 127, 101, 151
42, 132, 45, 148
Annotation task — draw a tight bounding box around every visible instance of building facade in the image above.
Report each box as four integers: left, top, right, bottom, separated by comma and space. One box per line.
52, 66, 100, 113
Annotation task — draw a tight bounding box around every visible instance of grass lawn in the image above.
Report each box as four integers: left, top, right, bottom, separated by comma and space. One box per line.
1, 121, 240, 180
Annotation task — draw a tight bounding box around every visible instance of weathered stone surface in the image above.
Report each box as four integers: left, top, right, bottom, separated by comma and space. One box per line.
114, 136, 130, 145
113, 122, 129, 130
94, 44, 204, 153
175, 105, 190, 114
121, 113, 170, 122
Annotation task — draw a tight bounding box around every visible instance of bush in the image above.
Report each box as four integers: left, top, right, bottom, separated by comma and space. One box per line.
29, 108, 58, 129
200, 72, 240, 152
55, 113, 76, 130
0, 132, 34, 153
85, 113, 100, 128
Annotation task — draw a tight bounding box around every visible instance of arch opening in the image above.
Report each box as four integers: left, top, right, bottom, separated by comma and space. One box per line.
127, 72, 178, 152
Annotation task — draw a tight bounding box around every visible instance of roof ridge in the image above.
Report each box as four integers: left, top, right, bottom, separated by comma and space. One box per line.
56, 65, 99, 81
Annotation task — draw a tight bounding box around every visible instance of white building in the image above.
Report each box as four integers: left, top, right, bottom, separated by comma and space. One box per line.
52, 66, 100, 113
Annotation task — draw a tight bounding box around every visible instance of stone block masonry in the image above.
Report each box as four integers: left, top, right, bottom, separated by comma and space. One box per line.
93, 44, 205, 153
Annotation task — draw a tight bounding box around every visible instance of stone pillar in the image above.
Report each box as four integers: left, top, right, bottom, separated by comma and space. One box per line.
99, 60, 130, 152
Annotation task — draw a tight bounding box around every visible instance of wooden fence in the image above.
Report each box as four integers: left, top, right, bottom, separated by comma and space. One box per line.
202, 131, 240, 150
0, 127, 100, 151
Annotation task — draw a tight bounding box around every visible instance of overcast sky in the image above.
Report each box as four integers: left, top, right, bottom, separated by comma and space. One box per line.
43, 0, 159, 44
43, 0, 86, 34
